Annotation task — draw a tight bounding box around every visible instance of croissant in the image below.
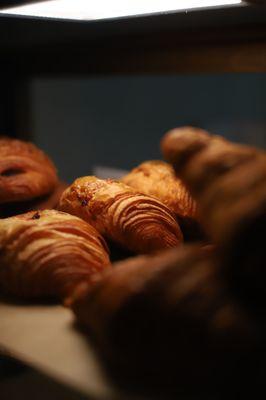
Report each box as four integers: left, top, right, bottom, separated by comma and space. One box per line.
0, 137, 58, 205
69, 245, 260, 396
161, 126, 266, 306
122, 160, 197, 219
58, 176, 183, 254
0, 210, 110, 299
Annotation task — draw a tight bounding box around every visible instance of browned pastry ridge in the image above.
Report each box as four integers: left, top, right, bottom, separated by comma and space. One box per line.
122, 160, 197, 219
0, 210, 110, 299
0, 137, 58, 205
69, 245, 261, 396
58, 176, 183, 254
161, 126, 266, 306
122, 160, 204, 242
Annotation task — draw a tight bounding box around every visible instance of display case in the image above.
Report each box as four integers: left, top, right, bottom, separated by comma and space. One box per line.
1, 1, 266, 138
0, 1, 266, 399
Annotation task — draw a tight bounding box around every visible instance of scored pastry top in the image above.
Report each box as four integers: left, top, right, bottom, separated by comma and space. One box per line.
59, 176, 183, 254
0, 209, 110, 299
0, 136, 58, 204
122, 160, 197, 219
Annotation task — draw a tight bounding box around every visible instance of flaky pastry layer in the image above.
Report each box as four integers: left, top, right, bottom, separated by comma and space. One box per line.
0, 210, 110, 299
122, 160, 196, 218
0, 137, 58, 204
59, 176, 183, 254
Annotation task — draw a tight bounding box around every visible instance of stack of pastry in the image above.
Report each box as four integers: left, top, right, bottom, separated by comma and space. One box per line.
0, 136, 185, 301
66, 128, 266, 396
0, 130, 265, 397
0, 138, 111, 300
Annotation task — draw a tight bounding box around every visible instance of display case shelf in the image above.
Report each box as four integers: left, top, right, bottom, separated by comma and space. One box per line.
1, 3, 266, 73
0, 3, 266, 134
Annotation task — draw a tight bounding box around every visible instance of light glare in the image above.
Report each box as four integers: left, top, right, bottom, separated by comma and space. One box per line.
0, 0, 242, 21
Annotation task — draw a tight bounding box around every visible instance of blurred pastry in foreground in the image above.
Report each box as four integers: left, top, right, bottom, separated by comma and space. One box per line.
0, 210, 110, 300
122, 160, 197, 219
0, 137, 58, 205
0, 181, 68, 219
69, 245, 260, 396
58, 176, 183, 254
161, 126, 266, 307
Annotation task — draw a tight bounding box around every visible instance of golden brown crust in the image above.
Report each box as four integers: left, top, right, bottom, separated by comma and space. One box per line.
122, 160, 197, 219
58, 176, 183, 254
0, 210, 110, 299
69, 245, 260, 395
0, 137, 58, 204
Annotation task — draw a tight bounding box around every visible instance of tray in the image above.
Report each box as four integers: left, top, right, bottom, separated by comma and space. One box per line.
0, 297, 138, 400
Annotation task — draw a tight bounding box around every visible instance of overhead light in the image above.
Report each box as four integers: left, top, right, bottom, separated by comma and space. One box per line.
0, 0, 242, 21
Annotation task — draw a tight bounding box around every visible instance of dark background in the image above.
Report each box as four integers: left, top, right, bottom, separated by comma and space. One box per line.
28, 74, 266, 182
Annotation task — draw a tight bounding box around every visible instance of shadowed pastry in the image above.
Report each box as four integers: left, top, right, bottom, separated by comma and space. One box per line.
161, 126, 266, 308
0, 210, 110, 300
122, 160, 197, 219
68, 245, 261, 396
0, 137, 58, 205
58, 176, 183, 254
0, 181, 68, 219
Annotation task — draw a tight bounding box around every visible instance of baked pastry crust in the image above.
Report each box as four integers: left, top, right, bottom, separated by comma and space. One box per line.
69, 245, 259, 395
58, 176, 183, 254
122, 160, 196, 219
0, 210, 110, 299
0, 137, 58, 204
161, 126, 266, 306
0, 181, 67, 218
161, 126, 266, 240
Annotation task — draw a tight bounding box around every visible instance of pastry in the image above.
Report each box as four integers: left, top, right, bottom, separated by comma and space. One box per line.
58, 176, 183, 254
0, 181, 68, 218
69, 245, 260, 396
161, 126, 266, 306
0, 210, 110, 299
0, 137, 58, 205
122, 160, 196, 219
122, 160, 203, 242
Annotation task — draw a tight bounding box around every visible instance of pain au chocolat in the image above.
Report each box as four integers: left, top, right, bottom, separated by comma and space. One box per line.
161, 126, 266, 309
0, 137, 58, 205
0, 210, 110, 300
58, 176, 183, 254
122, 160, 196, 219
